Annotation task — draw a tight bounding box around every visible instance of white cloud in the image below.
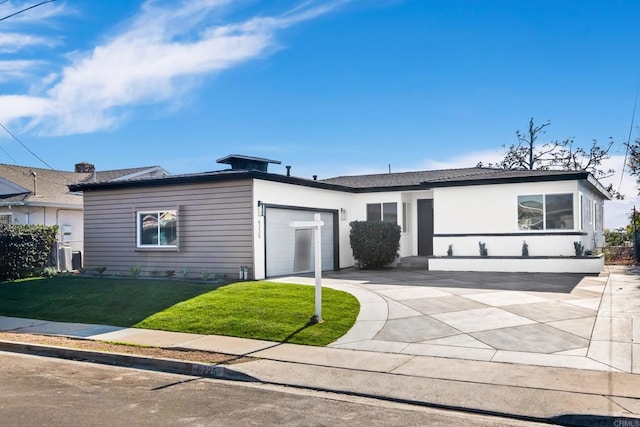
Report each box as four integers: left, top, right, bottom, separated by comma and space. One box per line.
0, 0, 345, 135
0, 32, 56, 52
0, 59, 43, 81
0, 95, 55, 123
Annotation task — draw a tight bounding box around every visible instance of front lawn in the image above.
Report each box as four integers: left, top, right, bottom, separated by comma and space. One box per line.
0, 276, 219, 326
0, 277, 360, 346
136, 281, 360, 346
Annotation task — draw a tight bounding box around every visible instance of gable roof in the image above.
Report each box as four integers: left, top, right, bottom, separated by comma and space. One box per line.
88, 166, 169, 182
0, 163, 169, 207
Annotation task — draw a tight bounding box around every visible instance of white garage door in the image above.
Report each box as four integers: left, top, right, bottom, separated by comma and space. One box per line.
265, 208, 334, 277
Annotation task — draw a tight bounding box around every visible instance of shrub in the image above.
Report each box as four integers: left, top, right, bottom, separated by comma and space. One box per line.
349, 221, 401, 269
129, 265, 142, 278
0, 224, 58, 281
43, 267, 58, 278
574, 241, 585, 257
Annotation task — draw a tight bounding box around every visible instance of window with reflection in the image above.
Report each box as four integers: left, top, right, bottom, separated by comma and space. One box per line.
137, 210, 177, 247
518, 194, 573, 230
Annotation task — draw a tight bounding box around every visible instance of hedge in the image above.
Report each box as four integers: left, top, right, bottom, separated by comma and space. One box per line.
349, 220, 401, 269
0, 224, 58, 281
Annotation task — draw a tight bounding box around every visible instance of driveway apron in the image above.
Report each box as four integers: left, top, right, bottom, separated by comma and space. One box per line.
273, 266, 639, 374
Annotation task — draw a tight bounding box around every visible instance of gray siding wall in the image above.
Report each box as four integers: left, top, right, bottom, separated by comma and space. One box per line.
82, 180, 254, 280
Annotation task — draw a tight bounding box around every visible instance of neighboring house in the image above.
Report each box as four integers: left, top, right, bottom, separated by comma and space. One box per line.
68, 154, 610, 279
0, 162, 170, 267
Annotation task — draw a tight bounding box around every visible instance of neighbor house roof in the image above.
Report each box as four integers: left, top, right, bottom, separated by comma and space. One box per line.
0, 163, 169, 207
0, 164, 88, 207
89, 166, 169, 182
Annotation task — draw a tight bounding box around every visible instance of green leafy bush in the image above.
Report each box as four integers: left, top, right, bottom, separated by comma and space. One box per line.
349, 221, 401, 269
0, 224, 58, 281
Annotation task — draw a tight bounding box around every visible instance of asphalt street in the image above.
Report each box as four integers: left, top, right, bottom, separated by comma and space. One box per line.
0, 351, 547, 427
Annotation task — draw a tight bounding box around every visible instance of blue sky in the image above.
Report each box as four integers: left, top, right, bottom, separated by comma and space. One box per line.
1, 0, 639, 228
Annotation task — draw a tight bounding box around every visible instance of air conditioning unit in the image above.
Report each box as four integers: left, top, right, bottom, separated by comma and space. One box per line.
58, 246, 72, 272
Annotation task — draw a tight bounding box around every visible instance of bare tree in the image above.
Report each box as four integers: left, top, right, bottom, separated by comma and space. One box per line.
479, 118, 620, 198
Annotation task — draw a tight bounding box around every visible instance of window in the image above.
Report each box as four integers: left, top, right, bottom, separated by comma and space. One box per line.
366, 203, 397, 223
579, 193, 584, 230
0, 214, 11, 225
518, 193, 573, 230
402, 202, 411, 232
137, 210, 177, 248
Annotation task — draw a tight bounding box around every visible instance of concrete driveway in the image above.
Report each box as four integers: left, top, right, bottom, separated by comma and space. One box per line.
273, 266, 639, 374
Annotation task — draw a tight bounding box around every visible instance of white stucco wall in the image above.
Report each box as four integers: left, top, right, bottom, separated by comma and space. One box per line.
252, 180, 424, 278
432, 180, 605, 257
253, 179, 355, 279
252, 177, 608, 277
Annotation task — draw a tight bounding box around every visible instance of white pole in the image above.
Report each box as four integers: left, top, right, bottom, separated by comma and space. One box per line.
313, 213, 323, 323
289, 214, 324, 324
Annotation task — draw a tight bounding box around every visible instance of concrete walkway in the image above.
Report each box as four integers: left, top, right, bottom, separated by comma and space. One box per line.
0, 266, 638, 422
272, 265, 639, 374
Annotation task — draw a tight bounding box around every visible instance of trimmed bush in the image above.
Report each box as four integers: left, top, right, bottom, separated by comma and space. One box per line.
349, 221, 401, 269
0, 224, 58, 281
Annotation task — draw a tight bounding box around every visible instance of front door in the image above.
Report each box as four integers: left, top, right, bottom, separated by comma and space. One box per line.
417, 199, 434, 256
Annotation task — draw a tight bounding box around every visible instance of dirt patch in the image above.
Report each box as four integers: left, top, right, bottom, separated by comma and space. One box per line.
0, 332, 255, 365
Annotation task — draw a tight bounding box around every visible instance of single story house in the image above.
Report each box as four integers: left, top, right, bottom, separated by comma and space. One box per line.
0, 162, 169, 268
68, 154, 610, 279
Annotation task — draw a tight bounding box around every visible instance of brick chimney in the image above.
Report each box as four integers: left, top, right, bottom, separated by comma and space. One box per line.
75, 162, 95, 173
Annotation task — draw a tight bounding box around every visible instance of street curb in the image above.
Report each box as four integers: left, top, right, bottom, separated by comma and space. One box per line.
3, 339, 640, 427
0, 340, 257, 382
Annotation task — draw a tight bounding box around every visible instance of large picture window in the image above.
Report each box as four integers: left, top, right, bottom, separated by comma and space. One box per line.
366, 202, 397, 223
137, 210, 177, 248
518, 193, 573, 230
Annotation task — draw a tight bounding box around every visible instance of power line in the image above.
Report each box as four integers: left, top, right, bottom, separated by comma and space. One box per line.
0, 0, 56, 23
618, 75, 640, 193
0, 121, 74, 184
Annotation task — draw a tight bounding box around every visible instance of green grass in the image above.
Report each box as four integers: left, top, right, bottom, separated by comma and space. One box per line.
136, 281, 360, 346
0, 276, 220, 326
0, 277, 360, 346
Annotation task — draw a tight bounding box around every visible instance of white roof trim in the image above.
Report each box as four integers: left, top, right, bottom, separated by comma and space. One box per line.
111, 166, 170, 181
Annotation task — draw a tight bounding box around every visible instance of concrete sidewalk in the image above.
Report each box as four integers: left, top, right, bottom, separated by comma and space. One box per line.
0, 265, 638, 424
0, 316, 638, 423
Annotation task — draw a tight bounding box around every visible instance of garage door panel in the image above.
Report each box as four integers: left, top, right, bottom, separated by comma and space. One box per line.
266, 208, 334, 277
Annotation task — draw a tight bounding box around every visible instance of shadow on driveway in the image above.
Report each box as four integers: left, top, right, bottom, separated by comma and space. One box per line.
324, 269, 596, 294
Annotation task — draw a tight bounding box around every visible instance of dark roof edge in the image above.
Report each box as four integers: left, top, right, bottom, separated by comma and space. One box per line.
69, 169, 603, 194
68, 171, 357, 193
425, 171, 611, 199
424, 171, 590, 187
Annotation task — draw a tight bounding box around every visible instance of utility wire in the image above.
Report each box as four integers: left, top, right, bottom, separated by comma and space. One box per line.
0, 0, 56, 23
618, 75, 640, 193
0, 121, 75, 184
0, 139, 18, 164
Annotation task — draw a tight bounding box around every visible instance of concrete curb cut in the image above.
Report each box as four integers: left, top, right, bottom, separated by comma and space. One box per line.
0, 340, 257, 382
